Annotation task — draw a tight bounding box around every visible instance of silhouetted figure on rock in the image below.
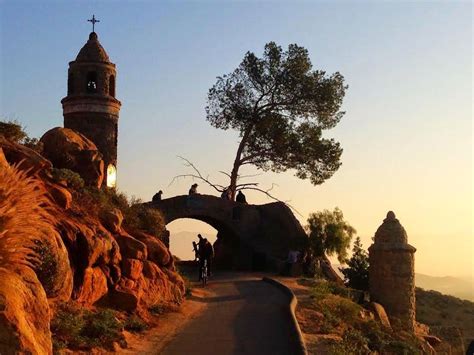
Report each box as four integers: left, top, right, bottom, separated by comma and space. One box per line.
236, 190, 247, 203
189, 183, 198, 195
152, 190, 163, 202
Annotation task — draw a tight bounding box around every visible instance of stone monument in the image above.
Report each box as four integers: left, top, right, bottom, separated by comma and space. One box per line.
368, 211, 416, 331
61, 17, 121, 188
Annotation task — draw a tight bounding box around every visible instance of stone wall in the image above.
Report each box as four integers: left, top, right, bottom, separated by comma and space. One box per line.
368, 211, 416, 332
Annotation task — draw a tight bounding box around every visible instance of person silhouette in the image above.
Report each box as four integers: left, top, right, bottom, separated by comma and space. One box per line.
189, 183, 198, 195
236, 190, 247, 203
152, 190, 163, 202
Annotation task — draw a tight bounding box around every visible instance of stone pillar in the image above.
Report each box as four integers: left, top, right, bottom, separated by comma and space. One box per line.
368, 211, 416, 332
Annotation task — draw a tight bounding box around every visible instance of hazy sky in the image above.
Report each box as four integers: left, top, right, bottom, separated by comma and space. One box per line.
1, 1, 472, 278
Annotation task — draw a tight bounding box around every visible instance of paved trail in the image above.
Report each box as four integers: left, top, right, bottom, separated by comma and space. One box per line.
161, 273, 295, 355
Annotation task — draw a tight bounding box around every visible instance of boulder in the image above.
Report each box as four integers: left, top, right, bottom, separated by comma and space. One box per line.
74, 267, 108, 305
122, 259, 143, 281
40, 127, 104, 188
45, 182, 72, 210
114, 232, 148, 261
133, 231, 171, 266
0, 268, 52, 355
369, 302, 392, 330
100, 208, 123, 234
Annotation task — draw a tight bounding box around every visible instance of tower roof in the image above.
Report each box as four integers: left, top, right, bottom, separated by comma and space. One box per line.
75, 32, 110, 63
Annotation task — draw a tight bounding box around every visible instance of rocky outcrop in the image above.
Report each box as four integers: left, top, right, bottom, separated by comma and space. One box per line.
40, 127, 104, 188
0, 139, 185, 354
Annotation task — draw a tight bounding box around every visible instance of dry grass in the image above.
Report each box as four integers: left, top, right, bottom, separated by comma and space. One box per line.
0, 164, 58, 269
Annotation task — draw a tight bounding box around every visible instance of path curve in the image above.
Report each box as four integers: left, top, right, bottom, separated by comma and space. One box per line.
161, 273, 297, 355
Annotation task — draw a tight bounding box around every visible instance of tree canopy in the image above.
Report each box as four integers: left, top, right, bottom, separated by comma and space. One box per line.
206, 42, 347, 199
307, 207, 355, 263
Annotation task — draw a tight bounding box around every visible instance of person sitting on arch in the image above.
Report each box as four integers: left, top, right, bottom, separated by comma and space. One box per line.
152, 190, 163, 202
221, 188, 231, 200
236, 190, 247, 203
189, 183, 198, 195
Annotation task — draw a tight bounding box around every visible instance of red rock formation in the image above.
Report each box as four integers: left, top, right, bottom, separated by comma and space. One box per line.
40, 127, 104, 188
0, 138, 184, 354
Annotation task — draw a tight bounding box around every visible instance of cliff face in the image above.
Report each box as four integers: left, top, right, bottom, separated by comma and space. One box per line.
0, 135, 185, 354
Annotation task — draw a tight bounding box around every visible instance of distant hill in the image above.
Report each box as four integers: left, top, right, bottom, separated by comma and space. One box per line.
415, 273, 473, 301
335, 263, 473, 301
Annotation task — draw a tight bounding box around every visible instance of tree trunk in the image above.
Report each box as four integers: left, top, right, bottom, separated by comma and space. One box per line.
229, 127, 252, 200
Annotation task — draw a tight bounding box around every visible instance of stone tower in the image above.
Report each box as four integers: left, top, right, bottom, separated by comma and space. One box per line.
61, 31, 121, 188
368, 211, 416, 331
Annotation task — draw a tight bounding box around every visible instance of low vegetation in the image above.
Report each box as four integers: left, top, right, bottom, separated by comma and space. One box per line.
51, 303, 124, 351
51, 168, 85, 190
297, 278, 424, 354
73, 186, 166, 239
416, 287, 474, 351
0, 119, 43, 152
51, 302, 149, 351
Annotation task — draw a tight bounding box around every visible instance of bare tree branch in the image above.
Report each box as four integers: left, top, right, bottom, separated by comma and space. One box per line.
238, 184, 303, 217
170, 156, 302, 216
219, 171, 232, 179
237, 172, 263, 180
169, 156, 226, 192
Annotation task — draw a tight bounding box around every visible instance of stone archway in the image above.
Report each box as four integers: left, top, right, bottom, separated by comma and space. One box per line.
143, 194, 308, 271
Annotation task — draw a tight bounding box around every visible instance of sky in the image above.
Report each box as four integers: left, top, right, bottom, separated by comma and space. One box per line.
0, 1, 472, 278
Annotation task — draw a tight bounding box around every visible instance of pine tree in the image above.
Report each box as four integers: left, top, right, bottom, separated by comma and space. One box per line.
341, 236, 369, 291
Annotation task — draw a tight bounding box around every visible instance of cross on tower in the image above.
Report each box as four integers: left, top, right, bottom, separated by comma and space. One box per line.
87, 15, 100, 32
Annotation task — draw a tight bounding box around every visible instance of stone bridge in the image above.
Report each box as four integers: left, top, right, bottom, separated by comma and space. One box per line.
144, 194, 308, 270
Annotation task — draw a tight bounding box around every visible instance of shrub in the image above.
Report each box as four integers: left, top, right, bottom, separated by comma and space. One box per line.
0, 120, 43, 152
75, 188, 165, 238
82, 309, 123, 345
330, 329, 369, 354
124, 315, 148, 332
51, 303, 87, 349
382, 340, 420, 354
51, 168, 85, 190
321, 295, 362, 323
51, 303, 125, 350
356, 320, 388, 352
0, 120, 27, 142
23, 137, 43, 153
31, 239, 58, 295
124, 201, 165, 236
309, 280, 332, 300
149, 304, 167, 315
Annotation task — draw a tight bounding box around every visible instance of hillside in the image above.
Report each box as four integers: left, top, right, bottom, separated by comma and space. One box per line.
416, 287, 474, 352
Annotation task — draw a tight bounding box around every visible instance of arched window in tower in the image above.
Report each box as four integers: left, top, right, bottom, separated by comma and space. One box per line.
68, 73, 74, 95
109, 75, 115, 97
106, 164, 117, 188
86, 71, 98, 93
